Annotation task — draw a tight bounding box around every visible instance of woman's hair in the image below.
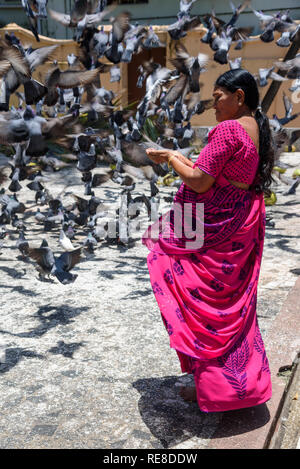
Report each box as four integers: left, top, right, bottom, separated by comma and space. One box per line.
215, 69, 275, 196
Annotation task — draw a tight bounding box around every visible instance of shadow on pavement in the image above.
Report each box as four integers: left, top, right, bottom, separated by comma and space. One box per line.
0, 283, 40, 297
133, 375, 220, 449
133, 375, 270, 448
0, 304, 90, 339
48, 340, 85, 359
210, 402, 271, 442
0, 347, 45, 374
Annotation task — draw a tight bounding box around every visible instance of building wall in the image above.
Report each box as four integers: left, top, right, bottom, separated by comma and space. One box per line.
0, 2, 26, 29
0, 0, 300, 39
0, 16, 300, 128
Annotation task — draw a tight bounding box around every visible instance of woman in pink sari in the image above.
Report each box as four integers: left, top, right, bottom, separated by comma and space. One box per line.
143, 69, 274, 412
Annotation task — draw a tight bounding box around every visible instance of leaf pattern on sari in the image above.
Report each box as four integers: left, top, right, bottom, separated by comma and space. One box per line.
148, 253, 158, 265
162, 316, 173, 336
175, 307, 185, 322
167, 322, 173, 336
218, 336, 249, 400
190, 253, 201, 265
189, 287, 202, 302
163, 268, 174, 285
238, 267, 248, 280
222, 260, 234, 275
206, 324, 218, 335
152, 281, 164, 296
232, 241, 245, 251
250, 293, 257, 307
254, 325, 270, 374
217, 310, 229, 319
173, 260, 184, 275
210, 278, 224, 292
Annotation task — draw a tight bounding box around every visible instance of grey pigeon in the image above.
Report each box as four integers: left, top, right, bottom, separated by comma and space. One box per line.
28, 245, 81, 284
28, 245, 55, 279
83, 232, 97, 253
229, 57, 242, 70
17, 230, 29, 257
142, 26, 166, 49
178, 0, 199, 19
276, 31, 291, 47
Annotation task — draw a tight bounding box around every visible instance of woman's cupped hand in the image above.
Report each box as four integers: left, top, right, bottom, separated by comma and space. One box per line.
146, 148, 175, 164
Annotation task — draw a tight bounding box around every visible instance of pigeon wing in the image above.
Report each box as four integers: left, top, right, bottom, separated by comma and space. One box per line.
58, 247, 82, 272
25, 45, 58, 72
57, 69, 99, 88
269, 71, 288, 82
28, 247, 55, 270
282, 91, 292, 116
70, 0, 88, 24
0, 60, 11, 77
112, 11, 131, 42
72, 194, 89, 212
48, 9, 71, 27
0, 41, 30, 77
164, 75, 189, 105
85, 4, 117, 27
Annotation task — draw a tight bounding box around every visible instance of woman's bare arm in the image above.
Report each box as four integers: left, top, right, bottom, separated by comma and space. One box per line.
170, 150, 195, 168
146, 149, 215, 194
169, 156, 215, 193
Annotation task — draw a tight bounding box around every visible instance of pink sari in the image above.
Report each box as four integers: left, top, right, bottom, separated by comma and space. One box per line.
142, 121, 272, 412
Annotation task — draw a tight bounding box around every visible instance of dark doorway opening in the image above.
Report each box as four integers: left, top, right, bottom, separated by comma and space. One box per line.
127, 47, 166, 106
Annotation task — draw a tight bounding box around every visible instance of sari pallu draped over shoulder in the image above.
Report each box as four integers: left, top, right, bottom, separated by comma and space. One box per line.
142, 172, 267, 362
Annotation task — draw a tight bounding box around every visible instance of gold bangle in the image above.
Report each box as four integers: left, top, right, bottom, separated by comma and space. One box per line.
168, 154, 175, 169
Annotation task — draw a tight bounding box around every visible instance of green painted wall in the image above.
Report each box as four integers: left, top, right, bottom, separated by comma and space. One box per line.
0, 0, 300, 39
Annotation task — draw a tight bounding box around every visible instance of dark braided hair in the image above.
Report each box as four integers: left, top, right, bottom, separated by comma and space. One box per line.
215, 69, 275, 197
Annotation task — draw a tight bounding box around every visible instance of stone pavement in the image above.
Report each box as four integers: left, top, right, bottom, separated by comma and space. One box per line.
0, 151, 299, 449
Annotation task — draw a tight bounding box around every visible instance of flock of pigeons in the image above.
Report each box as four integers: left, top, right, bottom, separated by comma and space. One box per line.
0, 0, 299, 285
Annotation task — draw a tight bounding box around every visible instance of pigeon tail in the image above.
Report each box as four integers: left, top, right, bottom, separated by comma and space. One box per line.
53, 270, 78, 284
